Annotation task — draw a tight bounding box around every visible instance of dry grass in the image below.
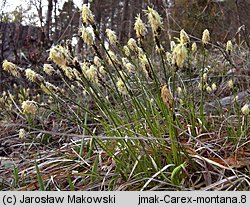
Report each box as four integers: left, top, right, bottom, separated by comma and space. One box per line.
0, 5, 249, 191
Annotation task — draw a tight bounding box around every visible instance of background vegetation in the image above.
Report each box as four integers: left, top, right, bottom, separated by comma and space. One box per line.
0, 0, 249, 190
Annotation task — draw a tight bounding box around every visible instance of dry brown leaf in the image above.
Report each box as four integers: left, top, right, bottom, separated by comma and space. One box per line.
224, 157, 250, 168
208, 156, 250, 168
161, 85, 173, 109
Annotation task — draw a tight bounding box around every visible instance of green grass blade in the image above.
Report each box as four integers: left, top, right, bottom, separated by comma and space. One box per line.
35, 160, 45, 191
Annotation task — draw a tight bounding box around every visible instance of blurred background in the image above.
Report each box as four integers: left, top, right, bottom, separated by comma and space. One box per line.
0, 0, 249, 72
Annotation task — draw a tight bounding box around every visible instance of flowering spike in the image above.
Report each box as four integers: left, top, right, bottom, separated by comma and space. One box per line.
94, 56, 102, 67
192, 42, 197, 53
25, 68, 43, 82
49, 45, 70, 67
106, 29, 118, 45
86, 65, 98, 84
241, 104, 250, 115
180, 29, 190, 45
107, 50, 118, 65
211, 83, 217, 91
117, 78, 128, 95
43, 64, 55, 76
134, 14, 147, 39
123, 46, 130, 56
21, 100, 37, 115
80, 26, 94, 45
82, 4, 94, 25
145, 7, 163, 35
202, 29, 210, 45
172, 44, 187, 68
170, 41, 176, 51
2, 60, 19, 77
19, 128, 26, 139
226, 40, 233, 55
127, 38, 138, 52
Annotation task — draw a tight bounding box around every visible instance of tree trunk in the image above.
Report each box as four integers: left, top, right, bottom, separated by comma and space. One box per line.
53, 0, 58, 41
119, 0, 130, 44
45, 0, 53, 44
110, 0, 116, 30
93, 0, 102, 30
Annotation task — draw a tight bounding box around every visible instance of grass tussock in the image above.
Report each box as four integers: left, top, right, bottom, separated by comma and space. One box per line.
0, 5, 249, 191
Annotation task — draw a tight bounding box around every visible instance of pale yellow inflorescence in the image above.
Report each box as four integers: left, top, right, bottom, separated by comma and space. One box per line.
62, 66, 75, 80
86, 65, 98, 84
2, 60, 19, 77
107, 50, 118, 65
122, 57, 129, 67
21, 100, 37, 115
170, 30, 190, 68
72, 68, 81, 80
139, 53, 148, 66
198, 82, 209, 91
125, 63, 135, 73
211, 83, 217, 91
166, 52, 172, 63
81, 62, 90, 74
206, 86, 212, 93
137, 47, 144, 56
41, 81, 59, 95
172, 44, 187, 68
134, 14, 147, 39
49, 45, 69, 67
0, 91, 6, 104
122, 57, 134, 73
180, 29, 190, 45
226, 40, 233, 54
94, 56, 102, 67
241, 104, 250, 115
170, 41, 176, 51
127, 38, 138, 52
82, 4, 94, 25
117, 78, 128, 95
202, 29, 210, 45
98, 66, 106, 76
25, 68, 41, 82
145, 7, 163, 35
19, 128, 26, 139
192, 42, 197, 53
202, 73, 208, 82
80, 26, 94, 45
43, 64, 55, 76
139, 53, 150, 76
123, 46, 130, 56
177, 87, 182, 95
106, 29, 118, 45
